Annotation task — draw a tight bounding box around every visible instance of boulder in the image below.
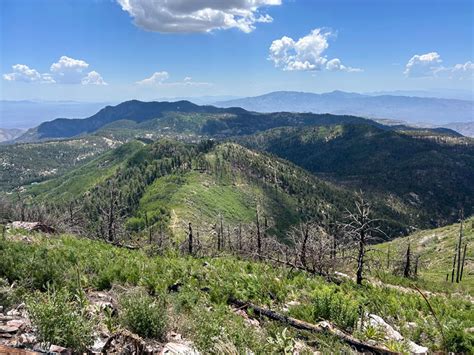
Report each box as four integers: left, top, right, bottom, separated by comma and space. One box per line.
9, 221, 55, 234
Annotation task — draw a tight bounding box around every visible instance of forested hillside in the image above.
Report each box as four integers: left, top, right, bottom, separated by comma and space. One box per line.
9, 139, 417, 244
238, 124, 474, 227
15, 99, 459, 143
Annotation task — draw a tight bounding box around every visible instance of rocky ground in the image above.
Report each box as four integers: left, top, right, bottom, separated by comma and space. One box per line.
0, 289, 198, 354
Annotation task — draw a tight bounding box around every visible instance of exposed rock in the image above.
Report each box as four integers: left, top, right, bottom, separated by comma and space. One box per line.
160, 342, 200, 354
49, 344, 69, 353
0, 325, 19, 333
365, 314, 428, 354
9, 221, 56, 234
7, 320, 25, 329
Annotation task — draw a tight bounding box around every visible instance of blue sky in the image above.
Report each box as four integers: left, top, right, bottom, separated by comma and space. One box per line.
1, 0, 473, 101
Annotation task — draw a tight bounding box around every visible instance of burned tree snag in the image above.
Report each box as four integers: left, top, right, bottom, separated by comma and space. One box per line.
404, 243, 411, 278
188, 222, 193, 255
456, 211, 464, 283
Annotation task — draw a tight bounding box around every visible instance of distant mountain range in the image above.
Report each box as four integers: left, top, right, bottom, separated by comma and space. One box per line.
0, 128, 24, 142
14, 99, 462, 143
441, 122, 474, 138
215, 91, 473, 125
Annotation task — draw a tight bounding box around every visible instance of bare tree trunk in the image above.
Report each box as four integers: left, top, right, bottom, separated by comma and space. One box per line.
414, 255, 419, 278
188, 222, 193, 255
386, 246, 390, 269
456, 212, 463, 283
404, 243, 411, 278
356, 230, 365, 285
228, 298, 397, 354
301, 224, 309, 268
451, 252, 457, 283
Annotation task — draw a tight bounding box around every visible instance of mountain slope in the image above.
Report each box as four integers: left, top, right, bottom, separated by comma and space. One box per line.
0, 135, 121, 191
16, 99, 460, 143
238, 124, 474, 227
17, 100, 230, 141
16, 99, 432, 143
0, 128, 24, 142
216, 91, 474, 125
374, 217, 473, 293
22, 139, 415, 240
442, 121, 474, 137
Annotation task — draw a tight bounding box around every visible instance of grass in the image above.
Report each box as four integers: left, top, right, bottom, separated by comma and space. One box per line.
132, 153, 300, 241
25, 141, 144, 201
1, 230, 473, 352
373, 217, 474, 294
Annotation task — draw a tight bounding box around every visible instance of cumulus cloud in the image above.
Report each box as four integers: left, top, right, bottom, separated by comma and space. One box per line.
50, 56, 90, 84
450, 61, 474, 80
404, 52, 474, 79
137, 72, 211, 86
136, 71, 170, 85
404, 52, 442, 77
268, 29, 361, 73
117, 0, 281, 33
326, 58, 363, 73
3, 64, 54, 83
3, 56, 107, 85
81, 71, 108, 85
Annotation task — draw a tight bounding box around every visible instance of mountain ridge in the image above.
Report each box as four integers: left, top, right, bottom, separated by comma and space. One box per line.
14, 99, 463, 143
215, 90, 474, 125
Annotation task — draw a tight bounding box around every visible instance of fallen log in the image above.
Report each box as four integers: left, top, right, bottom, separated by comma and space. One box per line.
228, 298, 398, 354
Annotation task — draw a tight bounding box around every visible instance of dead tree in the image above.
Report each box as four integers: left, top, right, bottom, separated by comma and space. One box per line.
287, 221, 334, 275
456, 211, 464, 283
403, 242, 411, 278
188, 222, 193, 255
341, 193, 382, 285
451, 252, 457, 283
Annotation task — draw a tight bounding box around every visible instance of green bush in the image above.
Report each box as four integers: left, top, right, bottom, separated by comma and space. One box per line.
312, 288, 359, 330
444, 321, 474, 353
27, 287, 94, 350
119, 290, 168, 339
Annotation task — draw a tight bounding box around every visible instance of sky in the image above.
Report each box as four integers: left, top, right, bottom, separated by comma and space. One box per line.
0, 0, 473, 101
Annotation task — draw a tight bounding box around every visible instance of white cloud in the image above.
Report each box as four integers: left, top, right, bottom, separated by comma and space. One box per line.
450, 61, 474, 80
50, 56, 90, 84
404, 52, 442, 77
81, 71, 108, 85
2, 64, 54, 83
326, 58, 363, 73
3, 56, 106, 85
404, 52, 473, 80
117, 0, 281, 33
269, 29, 361, 73
137, 72, 212, 87
136, 71, 170, 85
